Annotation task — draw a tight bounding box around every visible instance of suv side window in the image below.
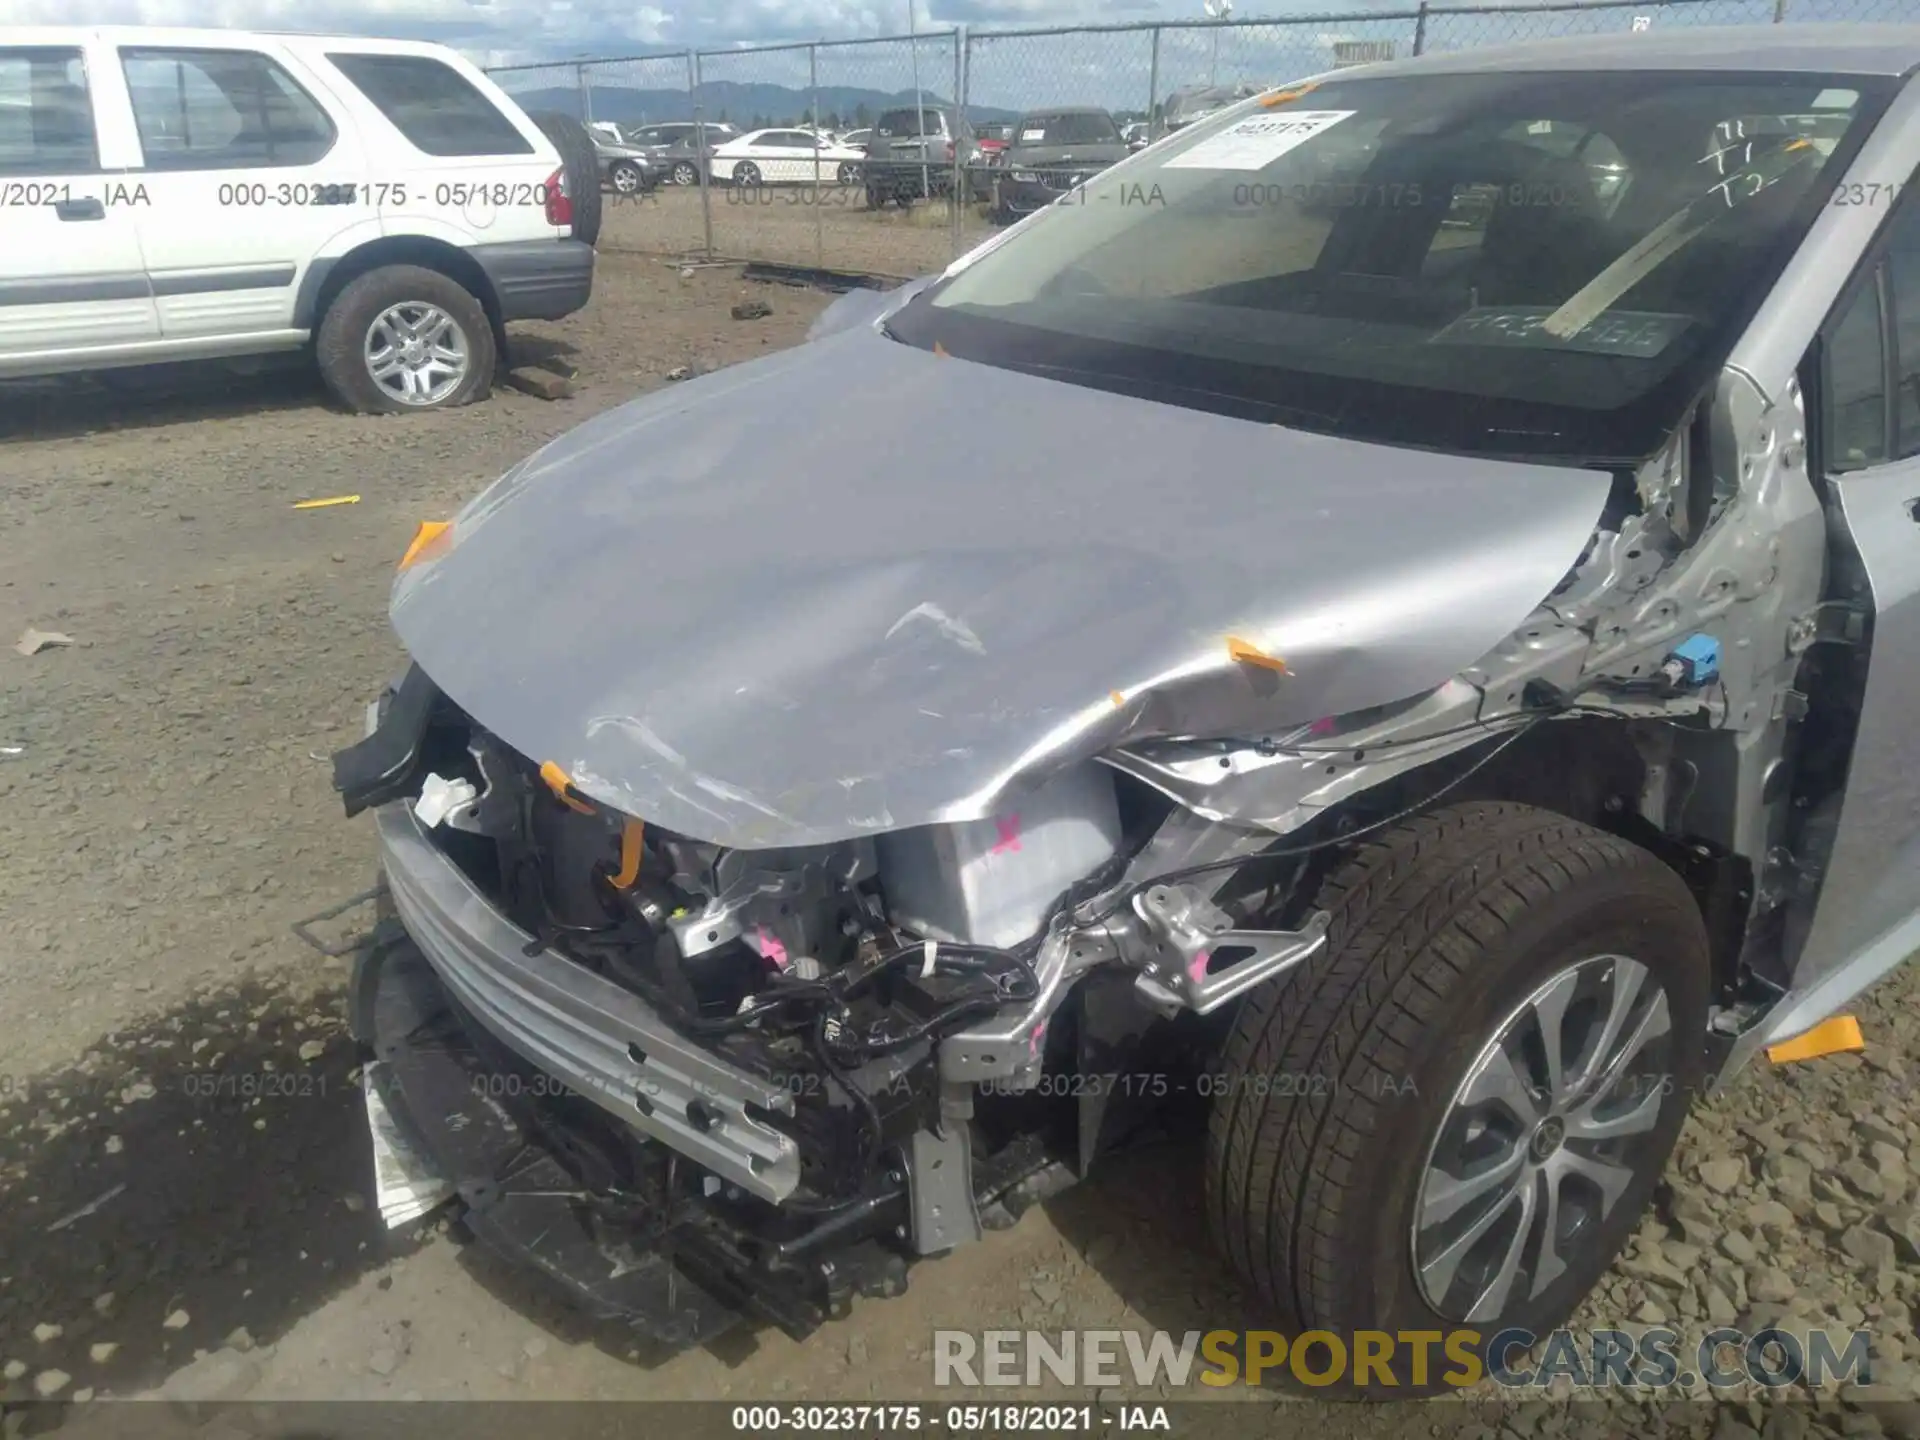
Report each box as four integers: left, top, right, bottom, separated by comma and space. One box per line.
326, 53, 532, 158
121, 48, 334, 170
1820, 187, 1920, 473
0, 46, 99, 175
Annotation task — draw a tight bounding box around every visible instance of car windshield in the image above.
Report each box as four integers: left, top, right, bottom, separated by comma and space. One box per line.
891, 69, 1886, 463
1015, 112, 1121, 146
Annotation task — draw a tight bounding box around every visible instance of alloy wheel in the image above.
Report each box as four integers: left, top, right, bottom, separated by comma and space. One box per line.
1411, 953, 1674, 1322
364, 303, 470, 408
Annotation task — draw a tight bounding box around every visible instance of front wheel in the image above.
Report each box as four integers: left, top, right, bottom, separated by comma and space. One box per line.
672, 161, 699, 187
734, 162, 762, 188
610, 160, 645, 195
837, 162, 860, 187
1205, 801, 1709, 1395
315, 264, 497, 414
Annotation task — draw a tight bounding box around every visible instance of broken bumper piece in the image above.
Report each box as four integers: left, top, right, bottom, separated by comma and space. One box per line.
374, 796, 804, 1203
349, 928, 753, 1345
362, 1062, 455, 1227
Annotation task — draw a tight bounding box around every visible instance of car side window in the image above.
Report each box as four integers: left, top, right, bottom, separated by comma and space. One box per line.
121, 48, 334, 170
1823, 269, 1889, 474
326, 52, 532, 158
1885, 196, 1920, 456
0, 47, 99, 176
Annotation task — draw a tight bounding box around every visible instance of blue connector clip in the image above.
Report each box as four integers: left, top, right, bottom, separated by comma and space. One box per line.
1661, 633, 1721, 690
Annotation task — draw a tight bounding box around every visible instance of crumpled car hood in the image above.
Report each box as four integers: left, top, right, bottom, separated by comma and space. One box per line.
390, 324, 1611, 849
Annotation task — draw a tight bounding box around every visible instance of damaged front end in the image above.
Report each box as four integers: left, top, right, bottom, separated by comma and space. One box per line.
333, 668, 1341, 1345
325, 332, 1812, 1350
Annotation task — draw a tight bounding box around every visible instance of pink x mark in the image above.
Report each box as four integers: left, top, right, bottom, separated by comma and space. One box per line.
990, 814, 1022, 855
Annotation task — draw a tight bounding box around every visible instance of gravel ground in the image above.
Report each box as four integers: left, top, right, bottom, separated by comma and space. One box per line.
2, 243, 1919, 1436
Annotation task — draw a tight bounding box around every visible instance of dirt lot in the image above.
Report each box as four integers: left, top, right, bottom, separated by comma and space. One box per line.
3, 244, 1920, 1438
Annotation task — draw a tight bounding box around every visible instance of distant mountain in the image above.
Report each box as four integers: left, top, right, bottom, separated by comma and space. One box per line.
502, 81, 1021, 129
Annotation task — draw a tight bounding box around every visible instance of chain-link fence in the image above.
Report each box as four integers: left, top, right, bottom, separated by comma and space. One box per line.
488, 0, 1919, 279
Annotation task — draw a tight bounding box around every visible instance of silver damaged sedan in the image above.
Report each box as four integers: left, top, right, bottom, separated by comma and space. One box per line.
329, 25, 1920, 1391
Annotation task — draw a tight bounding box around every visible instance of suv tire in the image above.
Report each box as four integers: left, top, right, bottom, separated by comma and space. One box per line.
1206, 801, 1709, 1395
316, 264, 498, 414
609, 160, 646, 195
672, 160, 699, 187
528, 110, 603, 248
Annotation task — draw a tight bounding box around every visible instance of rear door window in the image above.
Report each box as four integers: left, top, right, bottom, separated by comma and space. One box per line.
121, 47, 335, 169
326, 52, 532, 157
1017, 113, 1121, 145
877, 108, 943, 138
0, 46, 98, 174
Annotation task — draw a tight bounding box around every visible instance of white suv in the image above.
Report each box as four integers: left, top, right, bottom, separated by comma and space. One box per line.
0, 28, 601, 412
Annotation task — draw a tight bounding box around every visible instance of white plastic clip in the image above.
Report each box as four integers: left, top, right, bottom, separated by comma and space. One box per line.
921, 939, 938, 980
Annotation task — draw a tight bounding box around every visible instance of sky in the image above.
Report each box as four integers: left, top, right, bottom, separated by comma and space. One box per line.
5, 0, 1423, 68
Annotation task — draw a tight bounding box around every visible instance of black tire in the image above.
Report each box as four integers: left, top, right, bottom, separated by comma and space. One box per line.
672, 161, 699, 187
865, 184, 886, 210
1205, 801, 1709, 1396
609, 160, 645, 196
527, 110, 602, 248
837, 161, 860, 187
315, 264, 497, 415
734, 161, 762, 188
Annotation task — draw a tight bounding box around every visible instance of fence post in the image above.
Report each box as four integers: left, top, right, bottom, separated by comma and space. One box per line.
952, 28, 966, 260
690, 51, 714, 262
1412, 1, 1430, 55
1773, 0, 1789, 20
575, 62, 592, 124
1147, 26, 1162, 141
811, 44, 825, 270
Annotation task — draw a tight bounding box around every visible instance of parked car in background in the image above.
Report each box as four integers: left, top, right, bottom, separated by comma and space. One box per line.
990, 108, 1131, 224
0, 25, 597, 412
1121, 120, 1150, 150
627, 120, 741, 185
710, 128, 865, 186
975, 121, 1015, 164
838, 126, 871, 152
863, 103, 985, 207
590, 128, 657, 195
1161, 81, 1261, 132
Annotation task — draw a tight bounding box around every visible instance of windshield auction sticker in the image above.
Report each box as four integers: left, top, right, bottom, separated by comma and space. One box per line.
1162, 110, 1356, 170
1429, 306, 1695, 358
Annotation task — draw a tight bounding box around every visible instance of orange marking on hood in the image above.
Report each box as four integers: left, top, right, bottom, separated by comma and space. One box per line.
398, 520, 452, 571
1226, 635, 1288, 673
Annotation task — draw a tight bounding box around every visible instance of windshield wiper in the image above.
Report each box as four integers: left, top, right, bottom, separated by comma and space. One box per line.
992, 355, 1350, 430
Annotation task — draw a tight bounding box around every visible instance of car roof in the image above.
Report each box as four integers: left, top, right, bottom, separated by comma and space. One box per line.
3, 24, 469, 52
1357, 23, 1920, 78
